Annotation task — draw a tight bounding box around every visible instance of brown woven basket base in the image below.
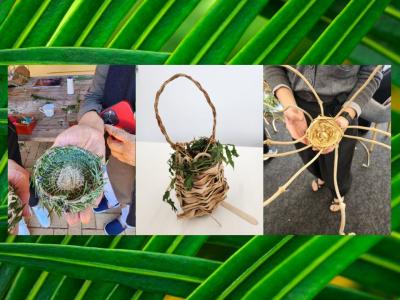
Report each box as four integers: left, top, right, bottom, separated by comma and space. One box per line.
175, 162, 229, 219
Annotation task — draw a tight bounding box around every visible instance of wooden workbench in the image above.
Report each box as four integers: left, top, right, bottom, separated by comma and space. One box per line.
8, 75, 93, 142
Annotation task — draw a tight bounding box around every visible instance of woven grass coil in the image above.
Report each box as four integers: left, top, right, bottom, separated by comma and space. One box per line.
8, 185, 24, 233
306, 116, 344, 150
33, 146, 105, 215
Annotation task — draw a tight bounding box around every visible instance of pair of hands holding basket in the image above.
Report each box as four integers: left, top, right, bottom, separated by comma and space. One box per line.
276, 86, 357, 154
8, 111, 136, 228
53, 111, 135, 225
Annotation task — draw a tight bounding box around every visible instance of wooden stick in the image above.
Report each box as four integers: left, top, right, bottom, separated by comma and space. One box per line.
264, 115, 270, 126
265, 127, 272, 139
279, 104, 314, 122
282, 65, 325, 116
333, 145, 346, 235
346, 125, 391, 137
263, 116, 272, 138
264, 135, 306, 145
335, 65, 382, 118
272, 118, 278, 132
343, 134, 391, 150
369, 123, 378, 153
264, 144, 312, 159
357, 140, 371, 168
220, 201, 258, 225
264, 150, 322, 206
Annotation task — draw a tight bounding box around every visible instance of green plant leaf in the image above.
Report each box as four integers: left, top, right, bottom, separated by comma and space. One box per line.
0, 47, 169, 64
79, 0, 138, 47
188, 236, 287, 299
0, 0, 43, 49
46, 0, 105, 47
230, 0, 334, 64
242, 236, 381, 299
299, 0, 390, 64
16, 0, 74, 48
166, 0, 268, 64
133, 0, 201, 51
29, 236, 117, 300
2, 235, 66, 300
71, 236, 147, 300
316, 284, 385, 300
106, 0, 167, 49
0, 243, 220, 297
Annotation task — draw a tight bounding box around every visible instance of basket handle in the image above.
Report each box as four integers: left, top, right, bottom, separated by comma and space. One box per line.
154, 73, 217, 149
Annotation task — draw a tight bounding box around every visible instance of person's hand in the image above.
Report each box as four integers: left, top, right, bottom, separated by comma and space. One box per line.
105, 124, 136, 166
321, 107, 356, 154
319, 116, 348, 155
53, 111, 105, 225
53, 111, 105, 158
283, 106, 308, 144
8, 160, 31, 233
335, 116, 349, 129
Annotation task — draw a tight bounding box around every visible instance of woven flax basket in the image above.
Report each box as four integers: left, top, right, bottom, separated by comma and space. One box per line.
154, 73, 229, 219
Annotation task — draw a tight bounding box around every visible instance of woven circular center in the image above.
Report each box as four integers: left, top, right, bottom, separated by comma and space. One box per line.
306, 116, 343, 150
33, 146, 104, 214
56, 166, 84, 191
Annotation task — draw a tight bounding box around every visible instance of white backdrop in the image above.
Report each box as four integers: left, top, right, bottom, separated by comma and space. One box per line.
136, 65, 262, 147
136, 65, 263, 234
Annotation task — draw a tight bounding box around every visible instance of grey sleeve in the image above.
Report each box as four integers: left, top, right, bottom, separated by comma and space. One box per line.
347, 65, 383, 115
360, 98, 391, 123
78, 65, 109, 120
263, 66, 291, 93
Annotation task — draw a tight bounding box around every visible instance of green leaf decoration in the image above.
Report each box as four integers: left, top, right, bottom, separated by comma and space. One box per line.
0, 243, 220, 297
299, 0, 390, 64
0, 1, 399, 299
0, 47, 169, 65
230, 0, 335, 64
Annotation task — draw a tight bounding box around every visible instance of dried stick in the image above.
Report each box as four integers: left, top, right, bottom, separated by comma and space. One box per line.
282, 65, 325, 116
335, 65, 382, 118
220, 201, 258, 225
263, 144, 312, 159
263, 116, 272, 138
272, 118, 278, 132
264, 150, 322, 206
333, 145, 346, 235
264, 135, 306, 145
343, 134, 391, 150
358, 141, 371, 168
265, 127, 272, 139
346, 125, 391, 137
264, 115, 270, 126
279, 104, 314, 122
369, 123, 378, 153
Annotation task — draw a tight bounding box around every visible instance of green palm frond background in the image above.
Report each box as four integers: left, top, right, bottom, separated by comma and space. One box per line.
0, 0, 399, 299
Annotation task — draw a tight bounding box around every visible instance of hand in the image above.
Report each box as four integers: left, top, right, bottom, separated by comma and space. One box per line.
105, 125, 136, 166
283, 107, 308, 144
335, 116, 349, 129
320, 116, 349, 155
8, 160, 31, 230
53, 112, 105, 158
53, 111, 105, 225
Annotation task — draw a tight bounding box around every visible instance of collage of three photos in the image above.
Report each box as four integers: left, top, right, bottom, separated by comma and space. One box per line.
7, 64, 391, 236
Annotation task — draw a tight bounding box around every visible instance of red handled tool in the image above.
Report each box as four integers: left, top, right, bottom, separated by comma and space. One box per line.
100, 100, 135, 134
